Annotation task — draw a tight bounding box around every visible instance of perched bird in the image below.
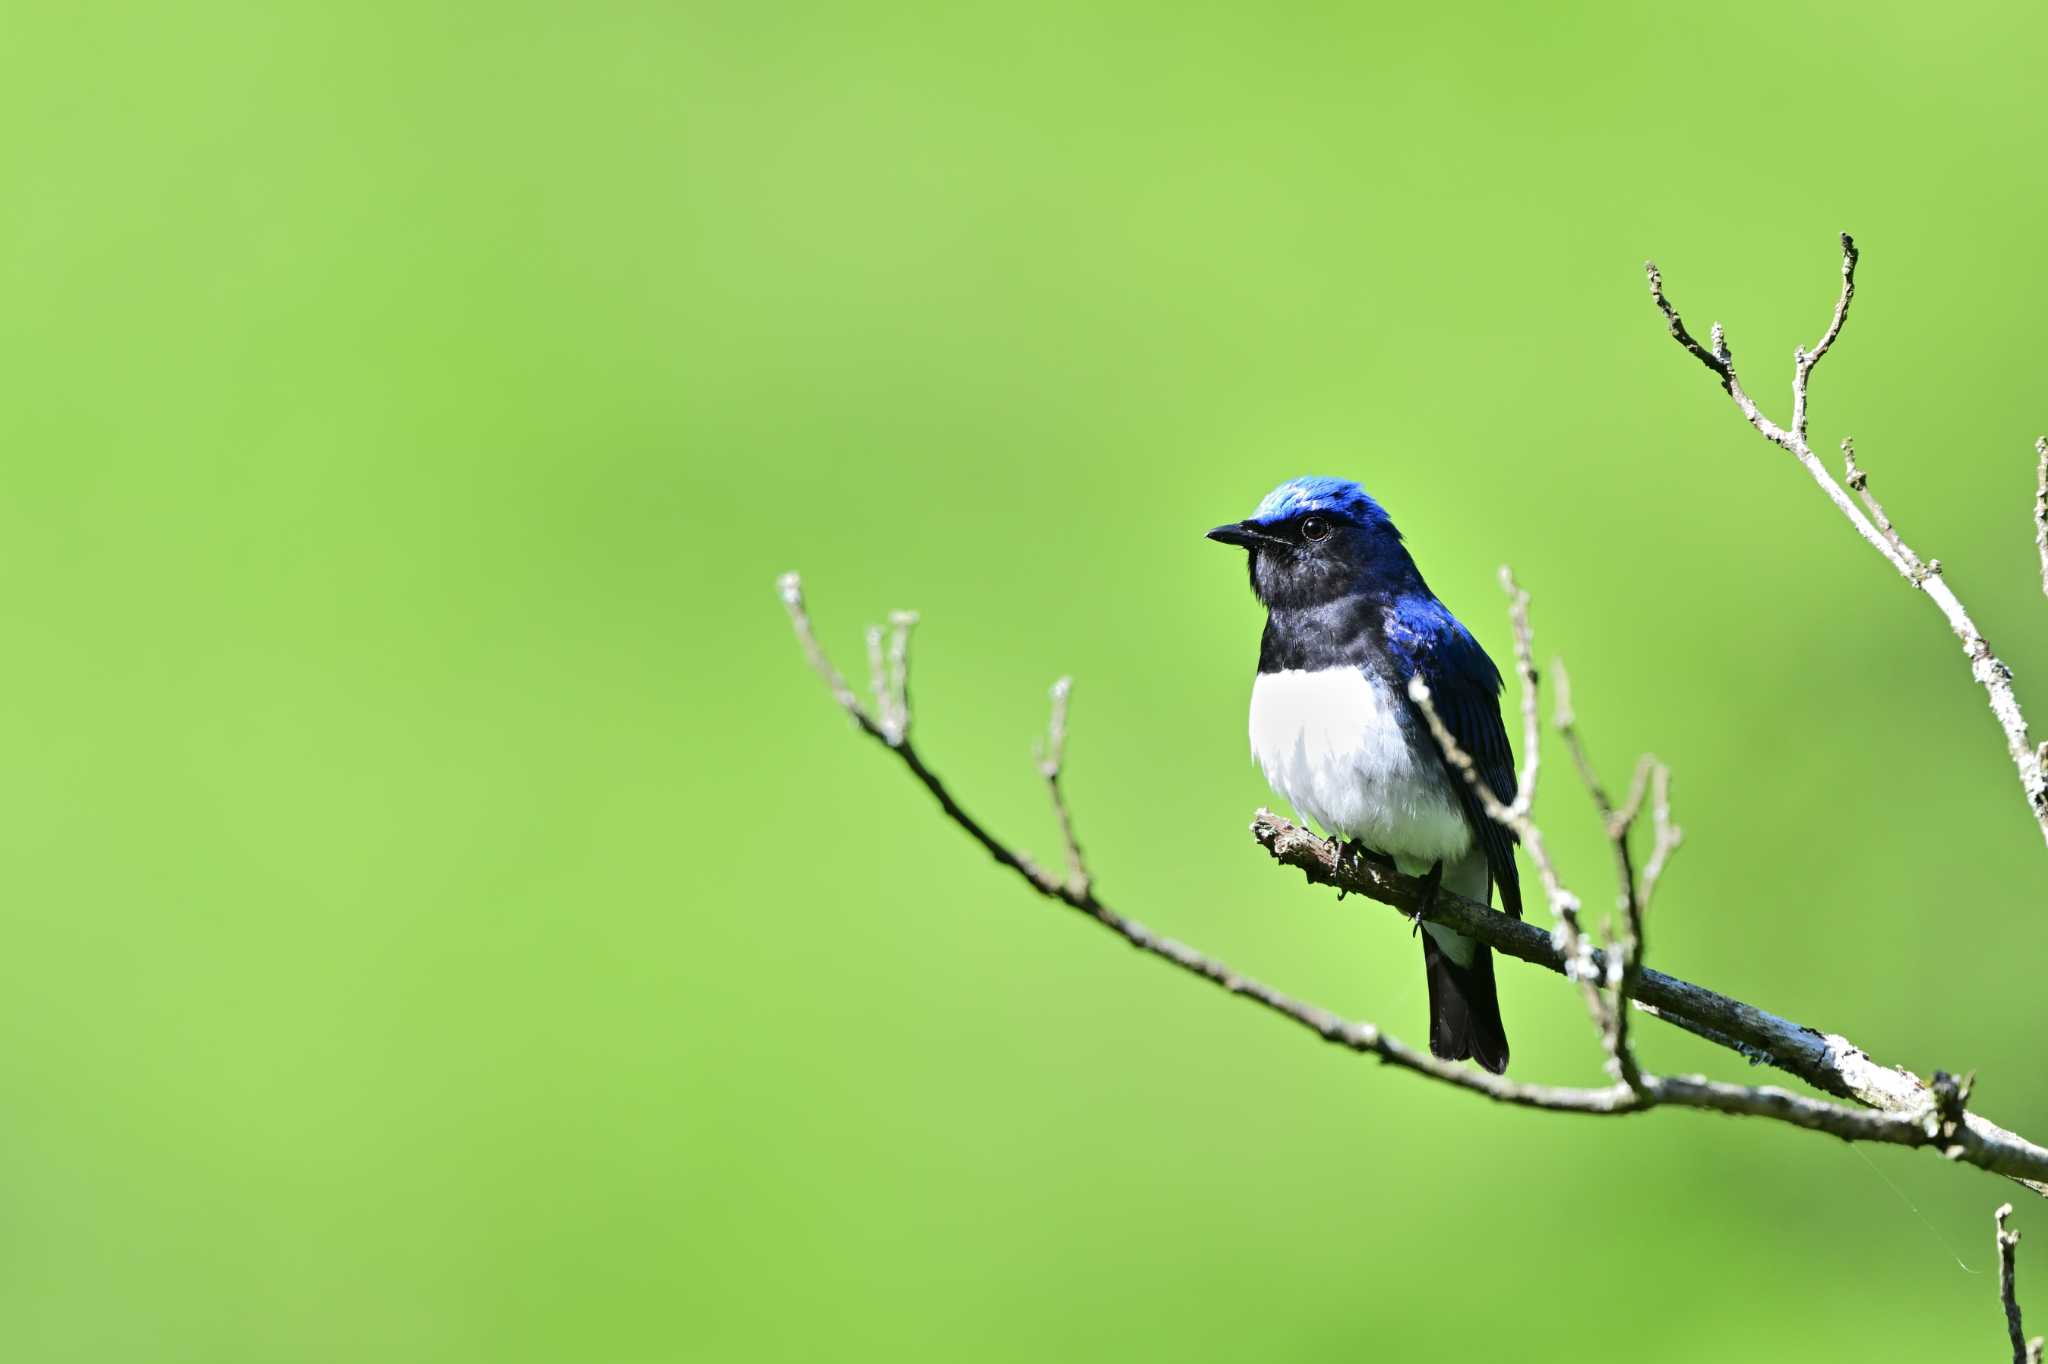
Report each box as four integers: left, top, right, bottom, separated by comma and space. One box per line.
1207, 476, 1520, 1072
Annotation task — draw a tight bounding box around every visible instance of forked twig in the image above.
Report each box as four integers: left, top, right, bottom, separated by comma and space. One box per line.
1646, 235, 2048, 845
780, 571, 2048, 1194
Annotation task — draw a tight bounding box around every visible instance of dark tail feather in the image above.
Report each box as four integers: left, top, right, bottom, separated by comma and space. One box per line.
1421, 932, 1510, 1074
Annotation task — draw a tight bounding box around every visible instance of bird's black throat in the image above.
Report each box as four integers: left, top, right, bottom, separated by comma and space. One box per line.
1257, 594, 1394, 675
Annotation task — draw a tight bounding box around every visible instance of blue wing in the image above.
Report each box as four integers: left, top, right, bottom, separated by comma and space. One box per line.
1385, 596, 1523, 919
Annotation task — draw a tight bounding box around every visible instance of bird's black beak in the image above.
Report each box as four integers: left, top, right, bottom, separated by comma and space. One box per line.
1206, 522, 1265, 549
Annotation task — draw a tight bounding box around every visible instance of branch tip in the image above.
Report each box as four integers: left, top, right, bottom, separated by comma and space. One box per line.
2002, 1202, 2042, 1363
1036, 674, 1089, 896
2034, 438, 2048, 605
1646, 237, 2048, 844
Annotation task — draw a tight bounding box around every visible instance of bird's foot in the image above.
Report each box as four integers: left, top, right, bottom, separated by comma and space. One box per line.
1408, 858, 1445, 938
1339, 838, 1396, 872
1334, 839, 1397, 902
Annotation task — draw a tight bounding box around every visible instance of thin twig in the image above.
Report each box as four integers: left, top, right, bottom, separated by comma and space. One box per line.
1792, 233, 1858, 444
777, 577, 1641, 1110
1252, 808, 2047, 1195
1648, 235, 2048, 846
2034, 438, 2048, 605
779, 573, 1064, 895
1645, 261, 1729, 388
1415, 574, 1659, 1092
1999, 1203, 2047, 1363
1035, 677, 1090, 897
1551, 662, 1667, 1095
1842, 438, 1928, 580
780, 574, 878, 728
781, 573, 2048, 1194
1406, 571, 1575, 926
1615, 754, 1655, 831
1500, 567, 1541, 820
1639, 764, 1682, 916
886, 611, 918, 743
864, 625, 889, 731
1552, 662, 1649, 890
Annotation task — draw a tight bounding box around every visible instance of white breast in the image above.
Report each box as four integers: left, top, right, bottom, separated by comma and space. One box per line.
1249, 667, 1472, 866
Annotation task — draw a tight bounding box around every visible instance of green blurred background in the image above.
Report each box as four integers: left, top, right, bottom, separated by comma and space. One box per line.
1, 1, 2044, 1358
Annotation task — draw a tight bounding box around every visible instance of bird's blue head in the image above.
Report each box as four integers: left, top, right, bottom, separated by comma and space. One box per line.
1206, 476, 1413, 608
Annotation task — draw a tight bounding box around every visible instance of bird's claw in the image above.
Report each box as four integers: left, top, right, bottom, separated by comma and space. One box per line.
1337, 838, 1396, 873
1408, 858, 1445, 937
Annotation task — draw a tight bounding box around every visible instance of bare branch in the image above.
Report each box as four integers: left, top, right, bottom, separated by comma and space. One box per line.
864, 625, 888, 728
1646, 236, 2048, 847
886, 610, 918, 742
780, 572, 884, 734
1614, 753, 1655, 831
1551, 663, 1673, 1097
1034, 677, 1090, 897
1792, 232, 1859, 444
1639, 763, 1682, 916
1999, 1204, 2047, 1364
1841, 438, 1928, 580
778, 577, 1653, 1113
1555, 664, 1624, 809
2035, 437, 2048, 604
1645, 260, 1729, 388
1404, 572, 1576, 929
858, 612, 921, 744
1407, 666, 1613, 1051
1414, 574, 1663, 1091
1646, 261, 1787, 457
1252, 809, 2048, 1195
1553, 663, 1645, 889
783, 572, 2048, 1197
1499, 567, 1541, 819
778, 574, 1061, 894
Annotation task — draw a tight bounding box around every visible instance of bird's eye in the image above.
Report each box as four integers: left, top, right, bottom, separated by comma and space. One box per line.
1301, 516, 1331, 543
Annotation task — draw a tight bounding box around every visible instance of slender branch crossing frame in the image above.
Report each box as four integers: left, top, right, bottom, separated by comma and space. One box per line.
779, 234, 2048, 1352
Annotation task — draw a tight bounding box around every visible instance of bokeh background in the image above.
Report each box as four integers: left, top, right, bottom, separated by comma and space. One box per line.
1, 1, 2044, 1359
